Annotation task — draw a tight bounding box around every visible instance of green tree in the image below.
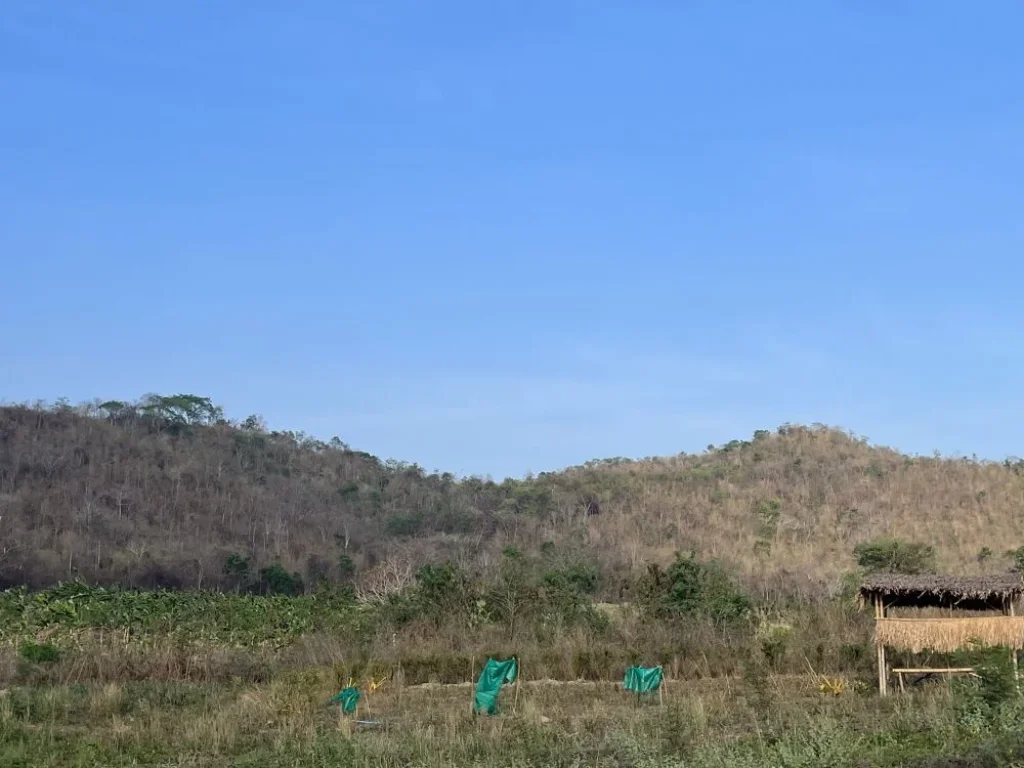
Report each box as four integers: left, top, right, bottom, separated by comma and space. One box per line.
336, 553, 356, 584
853, 537, 936, 575
1002, 546, 1024, 573
98, 400, 135, 420
139, 394, 224, 429
240, 414, 266, 432
639, 552, 750, 624
257, 563, 304, 596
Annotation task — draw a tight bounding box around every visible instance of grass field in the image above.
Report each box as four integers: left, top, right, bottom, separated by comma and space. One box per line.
5, 586, 1024, 765
5, 670, 1024, 767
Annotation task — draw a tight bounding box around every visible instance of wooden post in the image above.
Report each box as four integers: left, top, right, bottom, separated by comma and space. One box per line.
513, 658, 522, 714
874, 595, 888, 697
877, 638, 888, 696
1010, 600, 1020, 694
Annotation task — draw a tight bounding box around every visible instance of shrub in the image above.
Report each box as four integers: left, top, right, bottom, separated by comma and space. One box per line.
950, 645, 1019, 732
415, 561, 475, 625
542, 562, 600, 596
538, 563, 606, 631
19, 641, 60, 664
383, 513, 424, 537
223, 553, 252, 591
754, 498, 782, 534
485, 548, 538, 640
757, 622, 793, 669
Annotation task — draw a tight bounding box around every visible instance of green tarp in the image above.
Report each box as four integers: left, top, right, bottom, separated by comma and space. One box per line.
623, 665, 663, 694
473, 657, 518, 715
330, 686, 361, 715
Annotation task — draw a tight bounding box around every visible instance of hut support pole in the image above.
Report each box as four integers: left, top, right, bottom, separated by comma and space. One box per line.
874, 596, 888, 697
1010, 601, 1020, 694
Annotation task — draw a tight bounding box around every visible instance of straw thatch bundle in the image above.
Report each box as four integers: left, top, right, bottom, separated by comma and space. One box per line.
859, 575, 1024, 610
874, 616, 1024, 653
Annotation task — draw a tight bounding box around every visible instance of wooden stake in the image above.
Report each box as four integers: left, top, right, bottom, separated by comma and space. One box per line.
397, 664, 404, 709
339, 711, 352, 737
513, 658, 521, 714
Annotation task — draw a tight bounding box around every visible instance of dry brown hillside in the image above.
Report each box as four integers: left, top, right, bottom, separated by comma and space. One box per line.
1, 398, 1023, 594
556, 425, 1024, 592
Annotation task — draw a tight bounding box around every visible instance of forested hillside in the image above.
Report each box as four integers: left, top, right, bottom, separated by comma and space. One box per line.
2, 395, 1024, 595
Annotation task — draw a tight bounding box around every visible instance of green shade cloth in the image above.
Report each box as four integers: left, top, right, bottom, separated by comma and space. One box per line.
330, 686, 361, 714
473, 657, 518, 715
623, 665, 664, 694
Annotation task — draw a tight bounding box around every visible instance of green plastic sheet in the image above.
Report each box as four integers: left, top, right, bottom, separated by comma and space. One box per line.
473, 657, 518, 715
330, 686, 361, 715
623, 665, 663, 694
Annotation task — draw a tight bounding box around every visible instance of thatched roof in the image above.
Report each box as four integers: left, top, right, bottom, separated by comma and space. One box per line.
860, 575, 1024, 610
875, 616, 1024, 652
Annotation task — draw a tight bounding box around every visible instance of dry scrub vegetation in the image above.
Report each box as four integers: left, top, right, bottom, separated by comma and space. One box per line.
3, 397, 1024, 595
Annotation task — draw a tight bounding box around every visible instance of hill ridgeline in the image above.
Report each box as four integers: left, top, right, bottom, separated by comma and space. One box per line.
2, 395, 1022, 595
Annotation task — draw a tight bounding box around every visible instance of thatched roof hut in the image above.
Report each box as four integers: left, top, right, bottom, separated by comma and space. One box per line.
859, 574, 1024, 611
861, 574, 1024, 694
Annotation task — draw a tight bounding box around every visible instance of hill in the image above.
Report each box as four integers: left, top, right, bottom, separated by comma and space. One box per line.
2, 395, 1023, 594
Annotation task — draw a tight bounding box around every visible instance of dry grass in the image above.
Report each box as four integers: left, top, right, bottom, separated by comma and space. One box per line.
0, 596, 883, 692
874, 616, 1024, 653
0, 673, 854, 756
1, 668, 1013, 767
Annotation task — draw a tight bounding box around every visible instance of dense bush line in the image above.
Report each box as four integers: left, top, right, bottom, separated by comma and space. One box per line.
0, 582, 360, 647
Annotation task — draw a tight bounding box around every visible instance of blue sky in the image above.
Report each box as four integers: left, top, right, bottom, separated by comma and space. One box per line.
2, 2, 1023, 478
